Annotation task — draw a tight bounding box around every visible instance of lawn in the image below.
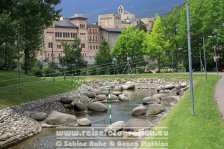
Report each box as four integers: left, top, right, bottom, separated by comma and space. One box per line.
0, 71, 79, 109
139, 75, 224, 149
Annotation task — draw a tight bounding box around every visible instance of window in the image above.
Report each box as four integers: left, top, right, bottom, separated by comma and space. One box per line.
90, 45, 92, 49
93, 46, 95, 50
96, 46, 98, 49
80, 24, 85, 29
71, 33, 77, 39
59, 53, 61, 57
48, 43, 53, 48
81, 44, 85, 48
57, 45, 61, 49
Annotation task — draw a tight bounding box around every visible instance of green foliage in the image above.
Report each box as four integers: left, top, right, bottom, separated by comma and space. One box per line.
163, 0, 224, 71
60, 39, 87, 74
95, 40, 112, 74
0, 0, 61, 73
112, 26, 146, 72
134, 21, 148, 32
145, 15, 170, 72
95, 40, 112, 65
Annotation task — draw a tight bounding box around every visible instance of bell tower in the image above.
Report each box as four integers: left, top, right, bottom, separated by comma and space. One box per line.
118, 5, 125, 14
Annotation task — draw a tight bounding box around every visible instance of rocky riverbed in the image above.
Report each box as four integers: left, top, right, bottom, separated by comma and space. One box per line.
0, 77, 189, 148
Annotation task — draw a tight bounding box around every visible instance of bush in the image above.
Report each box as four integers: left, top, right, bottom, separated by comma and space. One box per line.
31, 67, 43, 77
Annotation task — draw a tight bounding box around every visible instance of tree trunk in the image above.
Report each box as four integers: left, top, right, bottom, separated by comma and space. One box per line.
24, 49, 29, 74
157, 54, 161, 73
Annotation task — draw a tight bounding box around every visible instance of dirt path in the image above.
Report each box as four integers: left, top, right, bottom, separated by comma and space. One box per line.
215, 73, 224, 118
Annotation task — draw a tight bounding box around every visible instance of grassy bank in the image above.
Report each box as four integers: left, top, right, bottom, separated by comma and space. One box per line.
0, 71, 78, 109
139, 75, 224, 148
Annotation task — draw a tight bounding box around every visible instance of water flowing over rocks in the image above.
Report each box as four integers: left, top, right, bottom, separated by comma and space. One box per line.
0, 77, 189, 147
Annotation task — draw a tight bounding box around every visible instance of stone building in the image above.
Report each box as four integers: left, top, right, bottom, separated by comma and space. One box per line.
40, 14, 101, 64
98, 5, 154, 31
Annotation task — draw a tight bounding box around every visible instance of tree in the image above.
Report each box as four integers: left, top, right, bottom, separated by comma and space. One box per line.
95, 40, 112, 74
95, 40, 112, 65
0, 0, 61, 74
145, 15, 170, 72
134, 21, 147, 32
60, 39, 87, 74
112, 27, 146, 72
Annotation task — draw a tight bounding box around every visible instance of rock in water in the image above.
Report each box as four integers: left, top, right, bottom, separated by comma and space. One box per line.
123, 119, 152, 131
73, 102, 87, 111
146, 104, 165, 115
113, 86, 123, 91
87, 102, 108, 112
96, 94, 107, 101
78, 118, 91, 126
118, 94, 129, 101
143, 96, 160, 105
122, 82, 135, 90
108, 94, 118, 100
105, 121, 125, 134
131, 105, 147, 116
45, 111, 77, 126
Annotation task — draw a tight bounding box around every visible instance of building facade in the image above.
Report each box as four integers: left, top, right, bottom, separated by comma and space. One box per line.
98, 5, 154, 31
39, 14, 121, 64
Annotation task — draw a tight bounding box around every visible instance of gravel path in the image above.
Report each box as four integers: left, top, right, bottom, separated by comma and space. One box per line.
215, 73, 224, 118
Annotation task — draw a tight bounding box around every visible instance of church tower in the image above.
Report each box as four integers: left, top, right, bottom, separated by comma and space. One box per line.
118, 5, 125, 14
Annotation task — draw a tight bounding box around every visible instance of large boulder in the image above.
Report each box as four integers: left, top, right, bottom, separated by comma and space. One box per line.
146, 104, 165, 115
112, 91, 122, 96
108, 94, 118, 100
131, 105, 147, 116
143, 96, 160, 105
78, 118, 91, 126
87, 102, 108, 112
84, 92, 96, 98
31, 112, 47, 121
122, 82, 135, 90
181, 82, 188, 88
161, 96, 179, 106
45, 111, 77, 126
59, 97, 73, 104
123, 119, 152, 131
64, 104, 73, 109
113, 86, 123, 91
73, 102, 87, 111
152, 94, 166, 99
105, 121, 125, 134
118, 94, 129, 101
164, 84, 175, 90
96, 94, 107, 101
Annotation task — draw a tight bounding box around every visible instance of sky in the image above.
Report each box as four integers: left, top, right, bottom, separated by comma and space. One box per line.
56, 0, 185, 23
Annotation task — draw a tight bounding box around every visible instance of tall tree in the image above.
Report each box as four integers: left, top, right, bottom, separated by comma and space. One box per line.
145, 15, 170, 72
60, 39, 87, 73
0, 0, 61, 73
112, 27, 146, 71
95, 40, 112, 65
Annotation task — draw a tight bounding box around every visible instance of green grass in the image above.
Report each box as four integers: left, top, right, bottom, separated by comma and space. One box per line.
0, 71, 78, 109
139, 75, 224, 149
